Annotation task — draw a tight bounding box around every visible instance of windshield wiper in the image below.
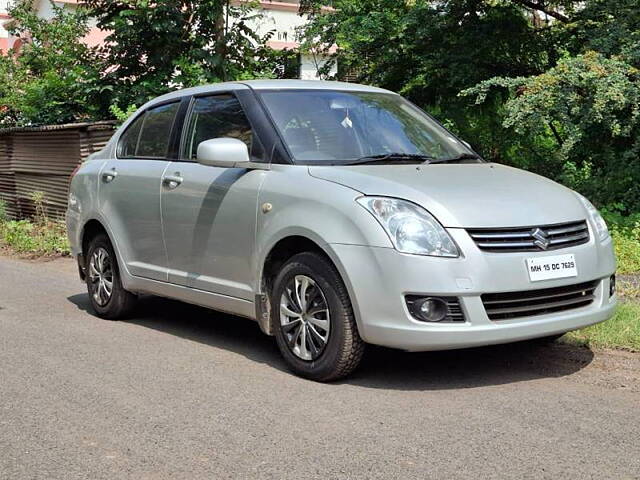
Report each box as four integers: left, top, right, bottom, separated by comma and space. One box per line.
345, 153, 436, 165
428, 153, 482, 164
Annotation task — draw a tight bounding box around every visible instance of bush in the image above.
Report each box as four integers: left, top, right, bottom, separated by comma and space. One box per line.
0, 218, 70, 256
462, 52, 640, 214
1, 220, 37, 252
611, 229, 640, 275
602, 209, 640, 274
0, 2, 108, 128
0, 199, 7, 222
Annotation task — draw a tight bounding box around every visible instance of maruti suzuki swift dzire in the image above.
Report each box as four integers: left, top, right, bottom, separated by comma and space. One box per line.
67, 80, 617, 381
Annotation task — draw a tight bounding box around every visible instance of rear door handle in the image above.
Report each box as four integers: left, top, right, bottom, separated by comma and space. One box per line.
162, 174, 183, 189
102, 169, 117, 183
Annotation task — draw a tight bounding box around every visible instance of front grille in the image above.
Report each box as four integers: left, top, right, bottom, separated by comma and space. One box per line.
405, 296, 465, 323
467, 220, 589, 253
482, 280, 599, 321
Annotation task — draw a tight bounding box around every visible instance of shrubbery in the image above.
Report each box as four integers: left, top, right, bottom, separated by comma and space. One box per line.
0, 219, 70, 255
0, 2, 108, 127
0, 197, 70, 256
462, 52, 640, 214
0, 0, 295, 128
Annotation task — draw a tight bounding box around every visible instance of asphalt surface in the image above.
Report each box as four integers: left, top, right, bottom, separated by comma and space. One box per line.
1, 255, 639, 479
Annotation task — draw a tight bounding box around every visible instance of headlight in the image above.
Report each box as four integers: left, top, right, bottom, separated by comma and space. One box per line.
357, 196, 459, 257
576, 193, 609, 241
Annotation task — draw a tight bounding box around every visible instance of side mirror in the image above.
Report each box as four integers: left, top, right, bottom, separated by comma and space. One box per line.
196, 138, 250, 168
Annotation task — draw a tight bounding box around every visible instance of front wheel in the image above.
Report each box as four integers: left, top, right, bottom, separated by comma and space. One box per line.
272, 252, 365, 381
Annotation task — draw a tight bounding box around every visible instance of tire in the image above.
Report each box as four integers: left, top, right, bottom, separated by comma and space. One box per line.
85, 233, 137, 320
272, 252, 365, 381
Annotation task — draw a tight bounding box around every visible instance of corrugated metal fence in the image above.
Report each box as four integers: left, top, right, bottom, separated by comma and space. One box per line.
0, 122, 116, 219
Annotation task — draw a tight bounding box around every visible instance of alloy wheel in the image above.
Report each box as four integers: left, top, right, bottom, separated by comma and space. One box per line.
88, 247, 113, 307
279, 275, 331, 361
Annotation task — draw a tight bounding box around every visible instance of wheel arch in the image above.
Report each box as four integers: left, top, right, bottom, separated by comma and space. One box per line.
256, 232, 360, 337
81, 218, 109, 256
78, 217, 132, 290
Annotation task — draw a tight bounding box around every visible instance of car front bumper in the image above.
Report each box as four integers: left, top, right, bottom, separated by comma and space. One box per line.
329, 228, 617, 351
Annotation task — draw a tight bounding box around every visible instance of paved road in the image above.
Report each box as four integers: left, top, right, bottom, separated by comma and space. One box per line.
1, 255, 639, 479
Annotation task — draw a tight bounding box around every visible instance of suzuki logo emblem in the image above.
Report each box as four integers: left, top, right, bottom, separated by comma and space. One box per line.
531, 227, 551, 250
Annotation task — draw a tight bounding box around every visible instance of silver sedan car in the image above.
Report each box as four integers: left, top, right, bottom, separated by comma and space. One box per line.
67, 80, 617, 381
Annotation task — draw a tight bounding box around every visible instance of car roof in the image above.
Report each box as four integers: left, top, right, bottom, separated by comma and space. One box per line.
145, 80, 396, 107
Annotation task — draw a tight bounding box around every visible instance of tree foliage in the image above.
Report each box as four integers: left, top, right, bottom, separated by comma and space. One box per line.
83, 0, 285, 107
0, 0, 294, 126
0, 1, 107, 127
300, 0, 640, 213
2, 0, 638, 216
463, 52, 640, 210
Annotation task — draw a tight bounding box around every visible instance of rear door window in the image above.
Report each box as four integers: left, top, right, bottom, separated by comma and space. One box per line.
117, 102, 180, 159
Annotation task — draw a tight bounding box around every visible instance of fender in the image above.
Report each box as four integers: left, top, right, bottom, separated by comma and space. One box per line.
253, 166, 392, 291
252, 166, 394, 335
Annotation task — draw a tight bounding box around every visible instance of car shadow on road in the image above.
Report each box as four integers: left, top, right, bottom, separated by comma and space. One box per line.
67, 293, 595, 391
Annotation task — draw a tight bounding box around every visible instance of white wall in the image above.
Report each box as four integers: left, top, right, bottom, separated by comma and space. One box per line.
300, 53, 335, 80
248, 7, 305, 43
240, 6, 336, 79
0, 0, 10, 41
34, 0, 78, 20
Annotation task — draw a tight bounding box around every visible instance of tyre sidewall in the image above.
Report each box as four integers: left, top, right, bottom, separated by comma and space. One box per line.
86, 233, 131, 319
272, 253, 354, 380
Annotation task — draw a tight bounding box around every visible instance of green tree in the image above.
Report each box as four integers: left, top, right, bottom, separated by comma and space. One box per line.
84, 0, 287, 108
459, 0, 640, 212
0, 0, 108, 127
299, 0, 558, 156
300, 0, 640, 213
0, 0, 296, 126
561, 0, 639, 66
463, 52, 640, 212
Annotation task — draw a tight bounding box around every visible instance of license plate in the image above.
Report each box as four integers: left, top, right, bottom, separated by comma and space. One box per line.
526, 254, 578, 282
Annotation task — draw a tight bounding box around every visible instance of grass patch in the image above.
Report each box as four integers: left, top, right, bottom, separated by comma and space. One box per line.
0, 219, 70, 256
0, 196, 70, 257
606, 212, 640, 274
612, 230, 640, 274
618, 279, 639, 300
562, 301, 640, 351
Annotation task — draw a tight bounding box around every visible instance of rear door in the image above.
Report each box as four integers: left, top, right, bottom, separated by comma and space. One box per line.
160, 91, 269, 300
99, 101, 181, 281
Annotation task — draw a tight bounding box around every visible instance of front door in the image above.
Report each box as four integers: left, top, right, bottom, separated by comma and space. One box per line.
99, 101, 181, 281
160, 94, 267, 300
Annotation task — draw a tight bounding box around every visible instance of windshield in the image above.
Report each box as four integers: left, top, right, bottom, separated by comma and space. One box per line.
259, 90, 480, 165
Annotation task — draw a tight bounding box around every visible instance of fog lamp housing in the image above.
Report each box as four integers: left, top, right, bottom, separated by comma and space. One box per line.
406, 296, 449, 322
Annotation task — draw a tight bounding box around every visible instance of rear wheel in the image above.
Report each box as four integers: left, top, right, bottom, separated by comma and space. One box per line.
272, 252, 365, 381
86, 233, 137, 319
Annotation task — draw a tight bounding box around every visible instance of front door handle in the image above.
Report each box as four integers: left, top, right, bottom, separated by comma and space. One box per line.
102, 168, 117, 183
162, 174, 183, 190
